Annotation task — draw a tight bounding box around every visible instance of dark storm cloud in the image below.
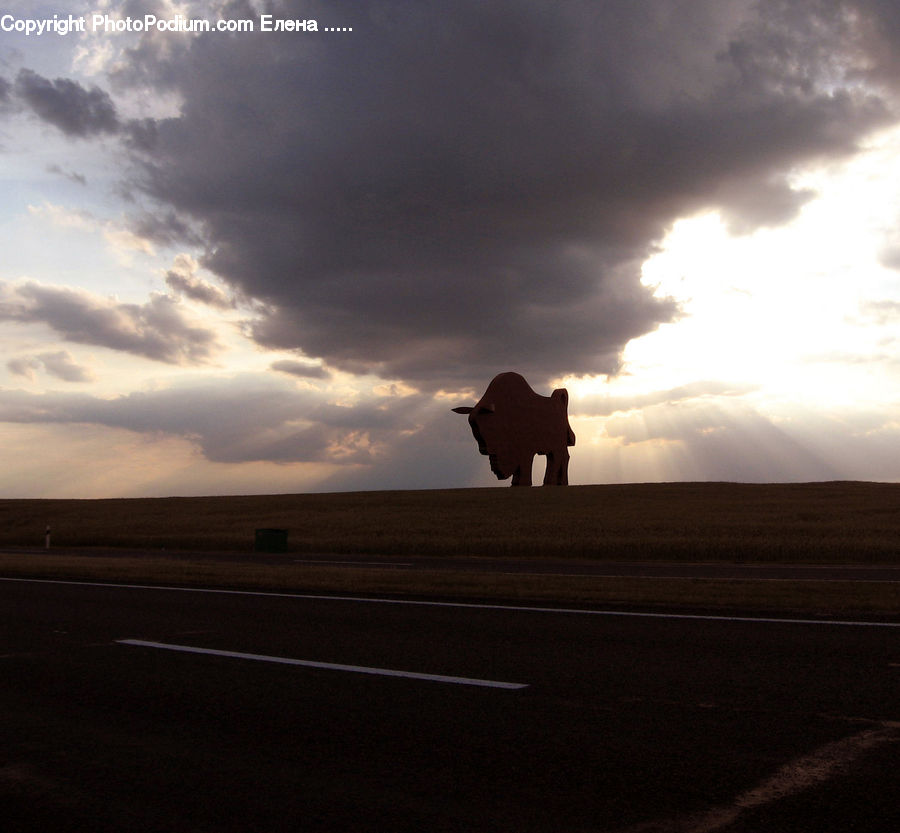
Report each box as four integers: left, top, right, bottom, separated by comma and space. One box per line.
122, 117, 159, 152
130, 209, 202, 247
0, 281, 221, 364
101, 0, 899, 388
0, 376, 437, 465
8, 68, 160, 154
8, 1, 898, 391
712, 177, 817, 235
14, 69, 119, 137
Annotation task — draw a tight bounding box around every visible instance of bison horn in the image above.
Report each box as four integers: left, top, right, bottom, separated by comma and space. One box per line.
451, 406, 474, 414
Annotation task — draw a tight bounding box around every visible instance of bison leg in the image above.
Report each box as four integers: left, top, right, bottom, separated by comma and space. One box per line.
542, 449, 569, 486
510, 454, 534, 486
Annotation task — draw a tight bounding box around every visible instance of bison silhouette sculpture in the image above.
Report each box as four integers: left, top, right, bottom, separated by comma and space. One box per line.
452, 372, 576, 486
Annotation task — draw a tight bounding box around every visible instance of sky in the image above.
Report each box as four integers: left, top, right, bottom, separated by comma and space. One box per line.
0, 0, 898, 497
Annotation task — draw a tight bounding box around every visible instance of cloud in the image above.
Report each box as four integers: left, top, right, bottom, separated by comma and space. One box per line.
7, 350, 94, 383
46, 164, 87, 186
879, 245, 900, 270
270, 360, 330, 380
0, 376, 441, 465
0, 280, 222, 365
27, 202, 158, 256
8, 67, 163, 154
37, 350, 95, 382
164, 254, 234, 309
14, 68, 119, 137
8, 1, 900, 397
6, 357, 42, 382
86, 0, 896, 391
859, 299, 900, 325
129, 214, 198, 252
712, 177, 817, 234
27, 202, 94, 230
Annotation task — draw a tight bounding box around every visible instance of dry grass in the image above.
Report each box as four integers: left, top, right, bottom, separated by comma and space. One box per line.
1, 553, 897, 617
1, 482, 898, 562
1, 483, 898, 615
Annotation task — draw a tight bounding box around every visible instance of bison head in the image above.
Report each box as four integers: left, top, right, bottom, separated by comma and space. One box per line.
452, 402, 517, 480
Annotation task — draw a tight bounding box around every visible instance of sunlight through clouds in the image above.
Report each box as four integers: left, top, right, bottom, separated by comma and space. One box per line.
562, 124, 900, 484
638, 128, 900, 395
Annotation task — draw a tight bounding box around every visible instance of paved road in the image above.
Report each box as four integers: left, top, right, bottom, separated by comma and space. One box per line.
1, 577, 898, 832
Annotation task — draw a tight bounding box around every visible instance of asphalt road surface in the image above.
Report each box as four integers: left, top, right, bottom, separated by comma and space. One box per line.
1, 577, 898, 832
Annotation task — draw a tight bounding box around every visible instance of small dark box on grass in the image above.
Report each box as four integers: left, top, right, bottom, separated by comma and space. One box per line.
254, 528, 288, 553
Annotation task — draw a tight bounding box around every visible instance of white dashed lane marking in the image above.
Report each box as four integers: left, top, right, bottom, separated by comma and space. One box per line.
116, 639, 529, 690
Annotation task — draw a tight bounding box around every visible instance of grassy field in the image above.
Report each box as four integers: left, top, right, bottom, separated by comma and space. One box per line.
1, 482, 897, 615
1, 481, 898, 562
1, 551, 898, 617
